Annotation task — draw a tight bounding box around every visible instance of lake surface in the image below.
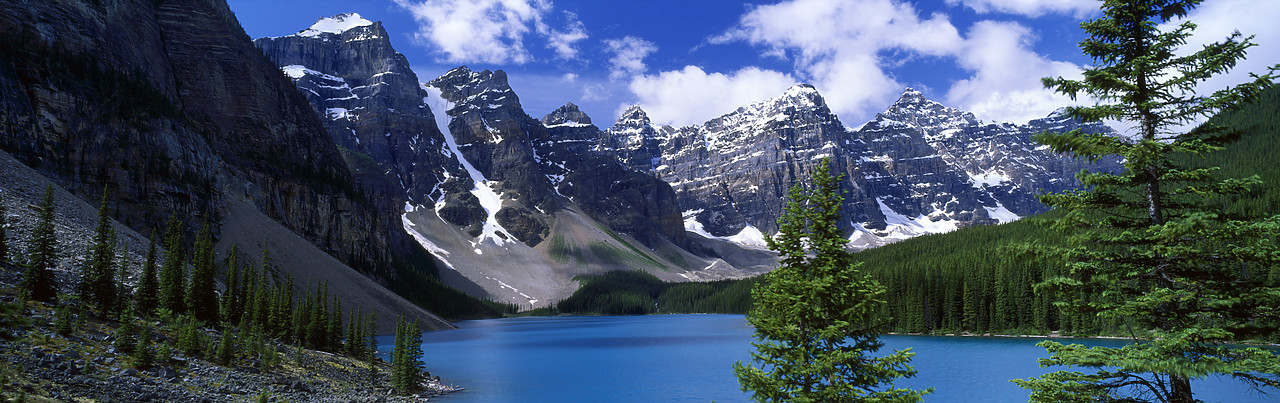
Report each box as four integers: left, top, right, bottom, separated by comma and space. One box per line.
378, 315, 1276, 402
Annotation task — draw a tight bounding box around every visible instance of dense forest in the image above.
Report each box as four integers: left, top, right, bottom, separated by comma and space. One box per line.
550, 84, 1280, 342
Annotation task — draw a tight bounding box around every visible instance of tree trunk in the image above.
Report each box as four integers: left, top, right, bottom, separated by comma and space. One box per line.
1170, 374, 1193, 403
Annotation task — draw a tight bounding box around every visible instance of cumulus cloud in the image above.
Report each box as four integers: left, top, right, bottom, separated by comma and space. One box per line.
604, 36, 658, 80
394, 0, 587, 64
710, 0, 1087, 124
946, 21, 1083, 123
1167, 0, 1280, 105
712, 0, 965, 123
627, 66, 797, 127
945, 0, 1099, 18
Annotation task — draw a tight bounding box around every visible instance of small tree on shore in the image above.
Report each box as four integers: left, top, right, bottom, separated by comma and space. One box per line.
734, 159, 930, 402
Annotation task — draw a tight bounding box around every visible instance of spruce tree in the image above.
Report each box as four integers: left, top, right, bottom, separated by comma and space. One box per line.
79, 187, 118, 317
219, 244, 240, 325
1013, 1, 1280, 402
0, 192, 9, 264
20, 186, 58, 302
186, 213, 219, 323
135, 231, 160, 317
158, 214, 187, 314
734, 159, 930, 402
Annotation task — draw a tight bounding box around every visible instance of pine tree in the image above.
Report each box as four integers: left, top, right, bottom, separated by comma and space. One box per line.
734, 159, 930, 402
158, 214, 187, 314
187, 213, 218, 322
0, 192, 9, 264
220, 244, 241, 325
136, 230, 160, 318
79, 187, 118, 317
391, 315, 406, 391
20, 186, 58, 302
1013, 2, 1280, 402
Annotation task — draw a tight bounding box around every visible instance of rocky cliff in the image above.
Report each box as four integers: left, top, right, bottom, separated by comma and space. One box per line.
0, 0, 450, 327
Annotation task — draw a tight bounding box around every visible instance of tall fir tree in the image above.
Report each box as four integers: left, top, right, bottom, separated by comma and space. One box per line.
186, 213, 219, 322
135, 231, 160, 317
1013, 1, 1280, 402
0, 191, 9, 264
20, 186, 58, 302
158, 214, 187, 314
219, 244, 241, 325
734, 159, 930, 402
79, 186, 119, 317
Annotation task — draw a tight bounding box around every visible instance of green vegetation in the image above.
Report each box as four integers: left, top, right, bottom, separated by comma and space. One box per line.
1009, 1, 1280, 402
390, 316, 425, 394
19, 186, 58, 303
0, 192, 9, 264
735, 159, 930, 402
551, 270, 757, 315
547, 234, 580, 264
79, 187, 120, 318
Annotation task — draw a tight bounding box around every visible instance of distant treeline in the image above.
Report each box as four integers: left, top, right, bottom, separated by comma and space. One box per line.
547, 271, 757, 316
547, 84, 1280, 341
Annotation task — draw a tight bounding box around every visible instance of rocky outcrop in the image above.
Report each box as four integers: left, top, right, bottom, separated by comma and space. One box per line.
536, 104, 688, 248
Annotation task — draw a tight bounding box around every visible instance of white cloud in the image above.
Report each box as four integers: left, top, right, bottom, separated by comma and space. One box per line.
713, 0, 1087, 125
394, 0, 587, 64
713, 0, 965, 123
945, 0, 1099, 18
603, 36, 658, 80
946, 21, 1083, 123
1168, 0, 1280, 115
544, 12, 588, 60
627, 66, 797, 127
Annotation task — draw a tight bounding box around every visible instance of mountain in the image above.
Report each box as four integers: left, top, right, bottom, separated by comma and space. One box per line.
604, 86, 1121, 248
255, 18, 761, 308
251, 13, 1117, 307
0, 1, 452, 331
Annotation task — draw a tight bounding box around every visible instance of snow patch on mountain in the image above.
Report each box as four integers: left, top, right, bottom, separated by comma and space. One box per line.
298, 13, 372, 37
423, 84, 516, 249
684, 211, 770, 250
402, 212, 455, 270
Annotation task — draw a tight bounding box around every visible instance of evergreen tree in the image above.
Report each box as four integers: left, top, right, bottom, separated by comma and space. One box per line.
0, 192, 9, 264
1013, 2, 1280, 402
734, 159, 930, 402
79, 187, 118, 317
20, 186, 58, 302
187, 213, 218, 322
158, 214, 187, 314
135, 231, 160, 317
390, 315, 424, 393
220, 244, 240, 325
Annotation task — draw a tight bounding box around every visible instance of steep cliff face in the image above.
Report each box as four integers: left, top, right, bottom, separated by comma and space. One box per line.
535, 103, 688, 249
0, 0, 396, 288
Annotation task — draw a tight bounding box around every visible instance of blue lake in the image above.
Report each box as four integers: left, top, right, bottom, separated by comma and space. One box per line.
378, 315, 1277, 402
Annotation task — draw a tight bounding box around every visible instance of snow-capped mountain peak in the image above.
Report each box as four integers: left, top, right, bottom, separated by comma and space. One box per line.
613, 105, 652, 130
297, 13, 373, 37
878, 87, 978, 131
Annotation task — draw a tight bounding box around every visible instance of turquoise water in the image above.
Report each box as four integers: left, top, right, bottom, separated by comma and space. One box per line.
378, 315, 1277, 402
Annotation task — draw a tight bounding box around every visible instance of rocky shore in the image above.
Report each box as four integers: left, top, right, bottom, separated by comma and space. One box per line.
0, 265, 459, 402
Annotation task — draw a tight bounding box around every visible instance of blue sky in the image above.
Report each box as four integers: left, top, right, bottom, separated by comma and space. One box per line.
228, 0, 1277, 130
